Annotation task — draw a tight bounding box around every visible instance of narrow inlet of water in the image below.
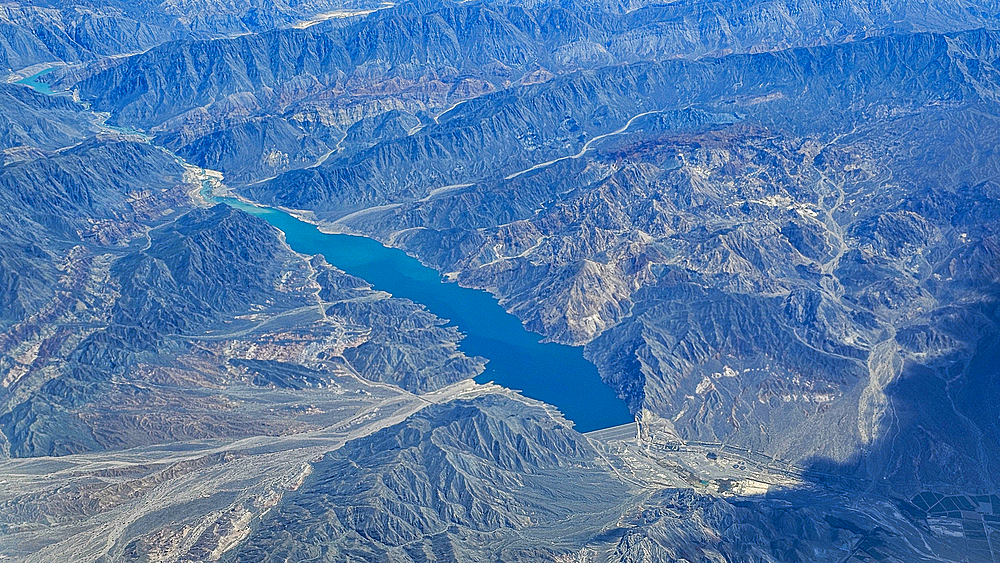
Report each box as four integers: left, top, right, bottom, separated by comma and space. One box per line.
205, 190, 634, 432
17, 68, 57, 95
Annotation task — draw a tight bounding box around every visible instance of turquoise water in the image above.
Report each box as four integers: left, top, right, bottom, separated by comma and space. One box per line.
207, 191, 634, 432
17, 68, 56, 94
15, 68, 633, 431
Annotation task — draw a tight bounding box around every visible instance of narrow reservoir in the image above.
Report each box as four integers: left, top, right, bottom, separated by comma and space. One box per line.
206, 191, 634, 432
12, 72, 633, 432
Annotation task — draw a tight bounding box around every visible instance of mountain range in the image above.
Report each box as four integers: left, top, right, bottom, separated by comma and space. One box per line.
1, 0, 1000, 561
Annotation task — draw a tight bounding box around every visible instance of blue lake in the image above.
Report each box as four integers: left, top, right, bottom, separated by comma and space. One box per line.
206, 192, 634, 432
17, 67, 56, 94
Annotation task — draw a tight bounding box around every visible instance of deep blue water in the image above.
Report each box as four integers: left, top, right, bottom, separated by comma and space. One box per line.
17, 68, 56, 94
207, 192, 634, 432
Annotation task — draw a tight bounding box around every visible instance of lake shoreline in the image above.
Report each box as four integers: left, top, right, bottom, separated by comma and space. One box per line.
201, 181, 635, 432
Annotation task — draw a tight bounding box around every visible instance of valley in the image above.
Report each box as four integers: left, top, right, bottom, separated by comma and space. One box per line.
1, 0, 1000, 560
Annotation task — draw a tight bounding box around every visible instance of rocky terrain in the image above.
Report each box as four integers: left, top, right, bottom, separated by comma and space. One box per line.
0, 0, 999, 561
0, 149, 483, 455
0, 93, 494, 561
0, 0, 389, 73
195, 24, 1000, 494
